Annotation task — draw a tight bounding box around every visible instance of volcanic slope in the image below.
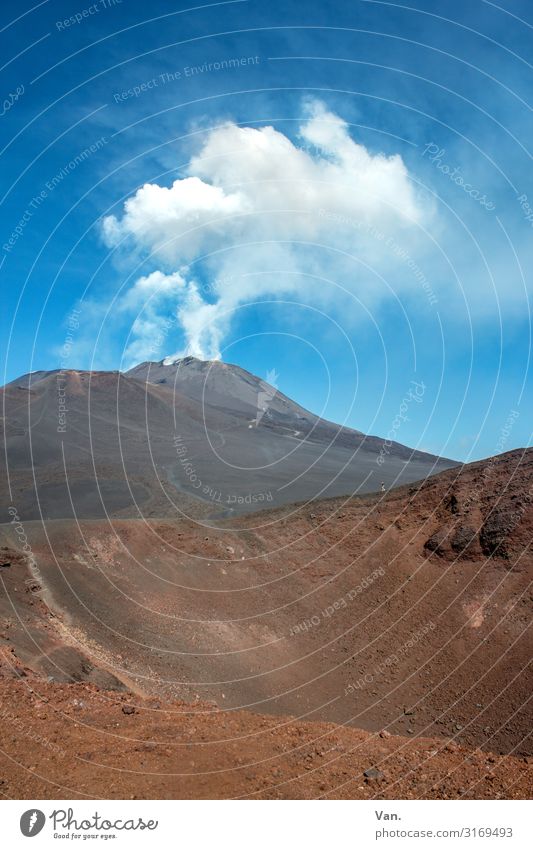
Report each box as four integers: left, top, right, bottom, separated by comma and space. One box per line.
0, 448, 530, 760
1, 357, 456, 520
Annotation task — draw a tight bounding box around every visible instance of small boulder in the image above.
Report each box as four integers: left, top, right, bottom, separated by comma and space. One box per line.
364, 767, 385, 782
424, 527, 449, 556
450, 525, 477, 555
480, 508, 517, 558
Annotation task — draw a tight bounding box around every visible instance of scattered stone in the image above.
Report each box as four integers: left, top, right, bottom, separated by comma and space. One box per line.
364, 767, 385, 782
445, 494, 459, 514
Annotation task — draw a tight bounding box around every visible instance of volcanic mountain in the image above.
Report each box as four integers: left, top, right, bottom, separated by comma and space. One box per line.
0, 358, 530, 798
1, 357, 456, 521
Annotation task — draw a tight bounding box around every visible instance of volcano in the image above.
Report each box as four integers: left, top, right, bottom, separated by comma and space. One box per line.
1, 357, 457, 521
0, 359, 531, 800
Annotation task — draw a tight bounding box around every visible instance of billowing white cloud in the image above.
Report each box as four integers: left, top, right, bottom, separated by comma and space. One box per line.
117, 270, 186, 365
103, 101, 426, 361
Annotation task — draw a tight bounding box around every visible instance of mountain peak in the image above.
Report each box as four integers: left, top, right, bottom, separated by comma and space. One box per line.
161, 355, 218, 367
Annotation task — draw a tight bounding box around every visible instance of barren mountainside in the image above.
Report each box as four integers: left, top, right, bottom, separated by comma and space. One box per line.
1, 357, 456, 520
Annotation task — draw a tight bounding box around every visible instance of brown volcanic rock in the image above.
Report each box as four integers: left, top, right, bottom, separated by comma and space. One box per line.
0, 447, 531, 776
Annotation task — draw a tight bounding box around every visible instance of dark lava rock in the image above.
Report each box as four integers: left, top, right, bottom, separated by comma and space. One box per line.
424, 527, 449, 556
480, 508, 519, 558
445, 493, 459, 514
364, 767, 385, 782
451, 525, 477, 554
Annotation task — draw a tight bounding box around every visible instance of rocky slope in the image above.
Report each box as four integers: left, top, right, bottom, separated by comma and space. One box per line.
0, 448, 530, 798
0, 679, 530, 800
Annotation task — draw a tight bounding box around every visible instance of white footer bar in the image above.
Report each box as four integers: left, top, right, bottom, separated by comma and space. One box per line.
3, 799, 532, 848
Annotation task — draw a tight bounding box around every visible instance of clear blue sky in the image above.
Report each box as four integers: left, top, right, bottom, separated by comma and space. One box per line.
1, 0, 531, 462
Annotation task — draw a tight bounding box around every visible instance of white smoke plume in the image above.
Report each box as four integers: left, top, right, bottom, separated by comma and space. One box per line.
102, 100, 426, 363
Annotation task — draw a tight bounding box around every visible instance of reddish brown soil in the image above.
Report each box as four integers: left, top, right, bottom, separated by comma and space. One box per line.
0, 448, 531, 798
0, 679, 531, 800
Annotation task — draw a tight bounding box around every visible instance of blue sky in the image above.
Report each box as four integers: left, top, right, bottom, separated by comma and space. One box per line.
1, 0, 531, 462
